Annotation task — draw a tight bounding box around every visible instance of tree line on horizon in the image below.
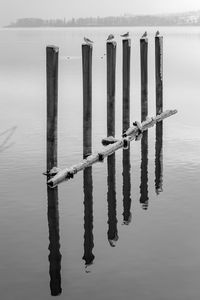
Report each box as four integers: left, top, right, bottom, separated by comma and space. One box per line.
5, 13, 200, 27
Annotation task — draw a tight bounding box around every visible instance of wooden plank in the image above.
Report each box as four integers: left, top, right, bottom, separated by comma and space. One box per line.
47, 109, 177, 188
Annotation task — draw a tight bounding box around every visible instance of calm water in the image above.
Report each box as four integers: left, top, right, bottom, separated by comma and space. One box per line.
0, 27, 200, 300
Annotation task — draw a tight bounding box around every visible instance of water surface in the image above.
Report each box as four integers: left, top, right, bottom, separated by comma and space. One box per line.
0, 27, 200, 300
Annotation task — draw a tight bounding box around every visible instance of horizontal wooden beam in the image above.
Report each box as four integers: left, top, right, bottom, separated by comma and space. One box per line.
47, 109, 177, 188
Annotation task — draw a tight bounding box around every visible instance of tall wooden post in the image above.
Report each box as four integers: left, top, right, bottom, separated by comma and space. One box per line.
122, 39, 131, 133
140, 37, 148, 122
82, 167, 95, 269
107, 41, 116, 137
155, 36, 163, 115
82, 44, 92, 158
46, 45, 59, 172
47, 186, 62, 296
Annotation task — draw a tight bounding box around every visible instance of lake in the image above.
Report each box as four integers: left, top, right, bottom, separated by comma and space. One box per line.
0, 26, 200, 300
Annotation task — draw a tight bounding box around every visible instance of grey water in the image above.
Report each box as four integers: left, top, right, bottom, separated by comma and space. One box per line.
0, 27, 200, 300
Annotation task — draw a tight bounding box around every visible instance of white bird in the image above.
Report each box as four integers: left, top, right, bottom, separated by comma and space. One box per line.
155, 30, 160, 37
141, 31, 147, 38
84, 37, 94, 44
120, 32, 129, 38
107, 34, 114, 41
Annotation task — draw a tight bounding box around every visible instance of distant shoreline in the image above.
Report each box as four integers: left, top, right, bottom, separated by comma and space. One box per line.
4, 24, 200, 28
4, 11, 200, 28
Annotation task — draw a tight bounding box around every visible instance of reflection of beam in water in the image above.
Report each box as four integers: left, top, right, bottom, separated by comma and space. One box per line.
122, 148, 132, 225
155, 122, 163, 194
140, 131, 149, 210
47, 186, 62, 296
0, 126, 17, 152
82, 167, 95, 270
107, 154, 118, 247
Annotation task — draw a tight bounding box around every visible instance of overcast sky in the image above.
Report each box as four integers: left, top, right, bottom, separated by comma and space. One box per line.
1, 0, 200, 26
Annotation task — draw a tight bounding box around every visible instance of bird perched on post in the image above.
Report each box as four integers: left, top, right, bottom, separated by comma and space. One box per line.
107, 34, 114, 41
155, 30, 160, 37
120, 32, 129, 38
84, 37, 94, 45
141, 31, 147, 38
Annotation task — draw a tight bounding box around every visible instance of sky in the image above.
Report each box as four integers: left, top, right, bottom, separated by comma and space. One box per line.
1, 0, 200, 26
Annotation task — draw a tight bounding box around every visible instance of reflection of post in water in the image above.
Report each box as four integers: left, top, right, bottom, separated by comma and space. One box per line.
107, 154, 118, 246
140, 131, 149, 210
82, 167, 95, 269
122, 148, 132, 224
47, 186, 62, 296
155, 122, 163, 194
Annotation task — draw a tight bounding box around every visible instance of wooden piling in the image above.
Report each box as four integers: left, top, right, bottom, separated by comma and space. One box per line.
82, 167, 95, 267
82, 44, 93, 158
155, 122, 163, 194
140, 131, 149, 210
122, 39, 131, 133
140, 38, 148, 122
107, 41, 116, 137
122, 149, 132, 224
107, 154, 118, 247
46, 46, 59, 172
155, 36, 163, 114
47, 186, 62, 296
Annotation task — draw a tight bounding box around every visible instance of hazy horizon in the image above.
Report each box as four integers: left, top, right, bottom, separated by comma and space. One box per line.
1, 0, 200, 27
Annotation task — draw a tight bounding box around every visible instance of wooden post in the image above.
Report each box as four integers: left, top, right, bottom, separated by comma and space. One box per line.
122, 39, 131, 133
46, 46, 59, 172
140, 131, 149, 210
140, 38, 148, 122
82, 167, 95, 269
47, 186, 62, 296
107, 41, 116, 137
82, 44, 92, 158
155, 122, 163, 194
107, 154, 118, 247
155, 36, 163, 115
122, 149, 132, 224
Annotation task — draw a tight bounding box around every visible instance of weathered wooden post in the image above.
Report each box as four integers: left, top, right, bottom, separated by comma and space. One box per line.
122, 39, 131, 133
82, 43, 93, 158
47, 187, 62, 296
46, 45, 59, 172
140, 131, 149, 210
107, 154, 118, 247
155, 122, 163, 194
140, 36, 148, 122
82, 167, 95, 269
122, 149, 132, 224
107, 41, 116, 137
155, 35, 163, 115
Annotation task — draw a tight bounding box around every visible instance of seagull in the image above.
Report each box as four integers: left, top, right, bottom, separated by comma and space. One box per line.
141, 31, 147, 38
155, 30, 160, 37
120, 31, 129, 38
84, 37, 94, 44
107, 34, 114, 41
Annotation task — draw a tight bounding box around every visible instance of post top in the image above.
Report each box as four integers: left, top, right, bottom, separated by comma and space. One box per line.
46, 45, 59, 52
106, 40, 117, 47
82, 43, 93, 48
